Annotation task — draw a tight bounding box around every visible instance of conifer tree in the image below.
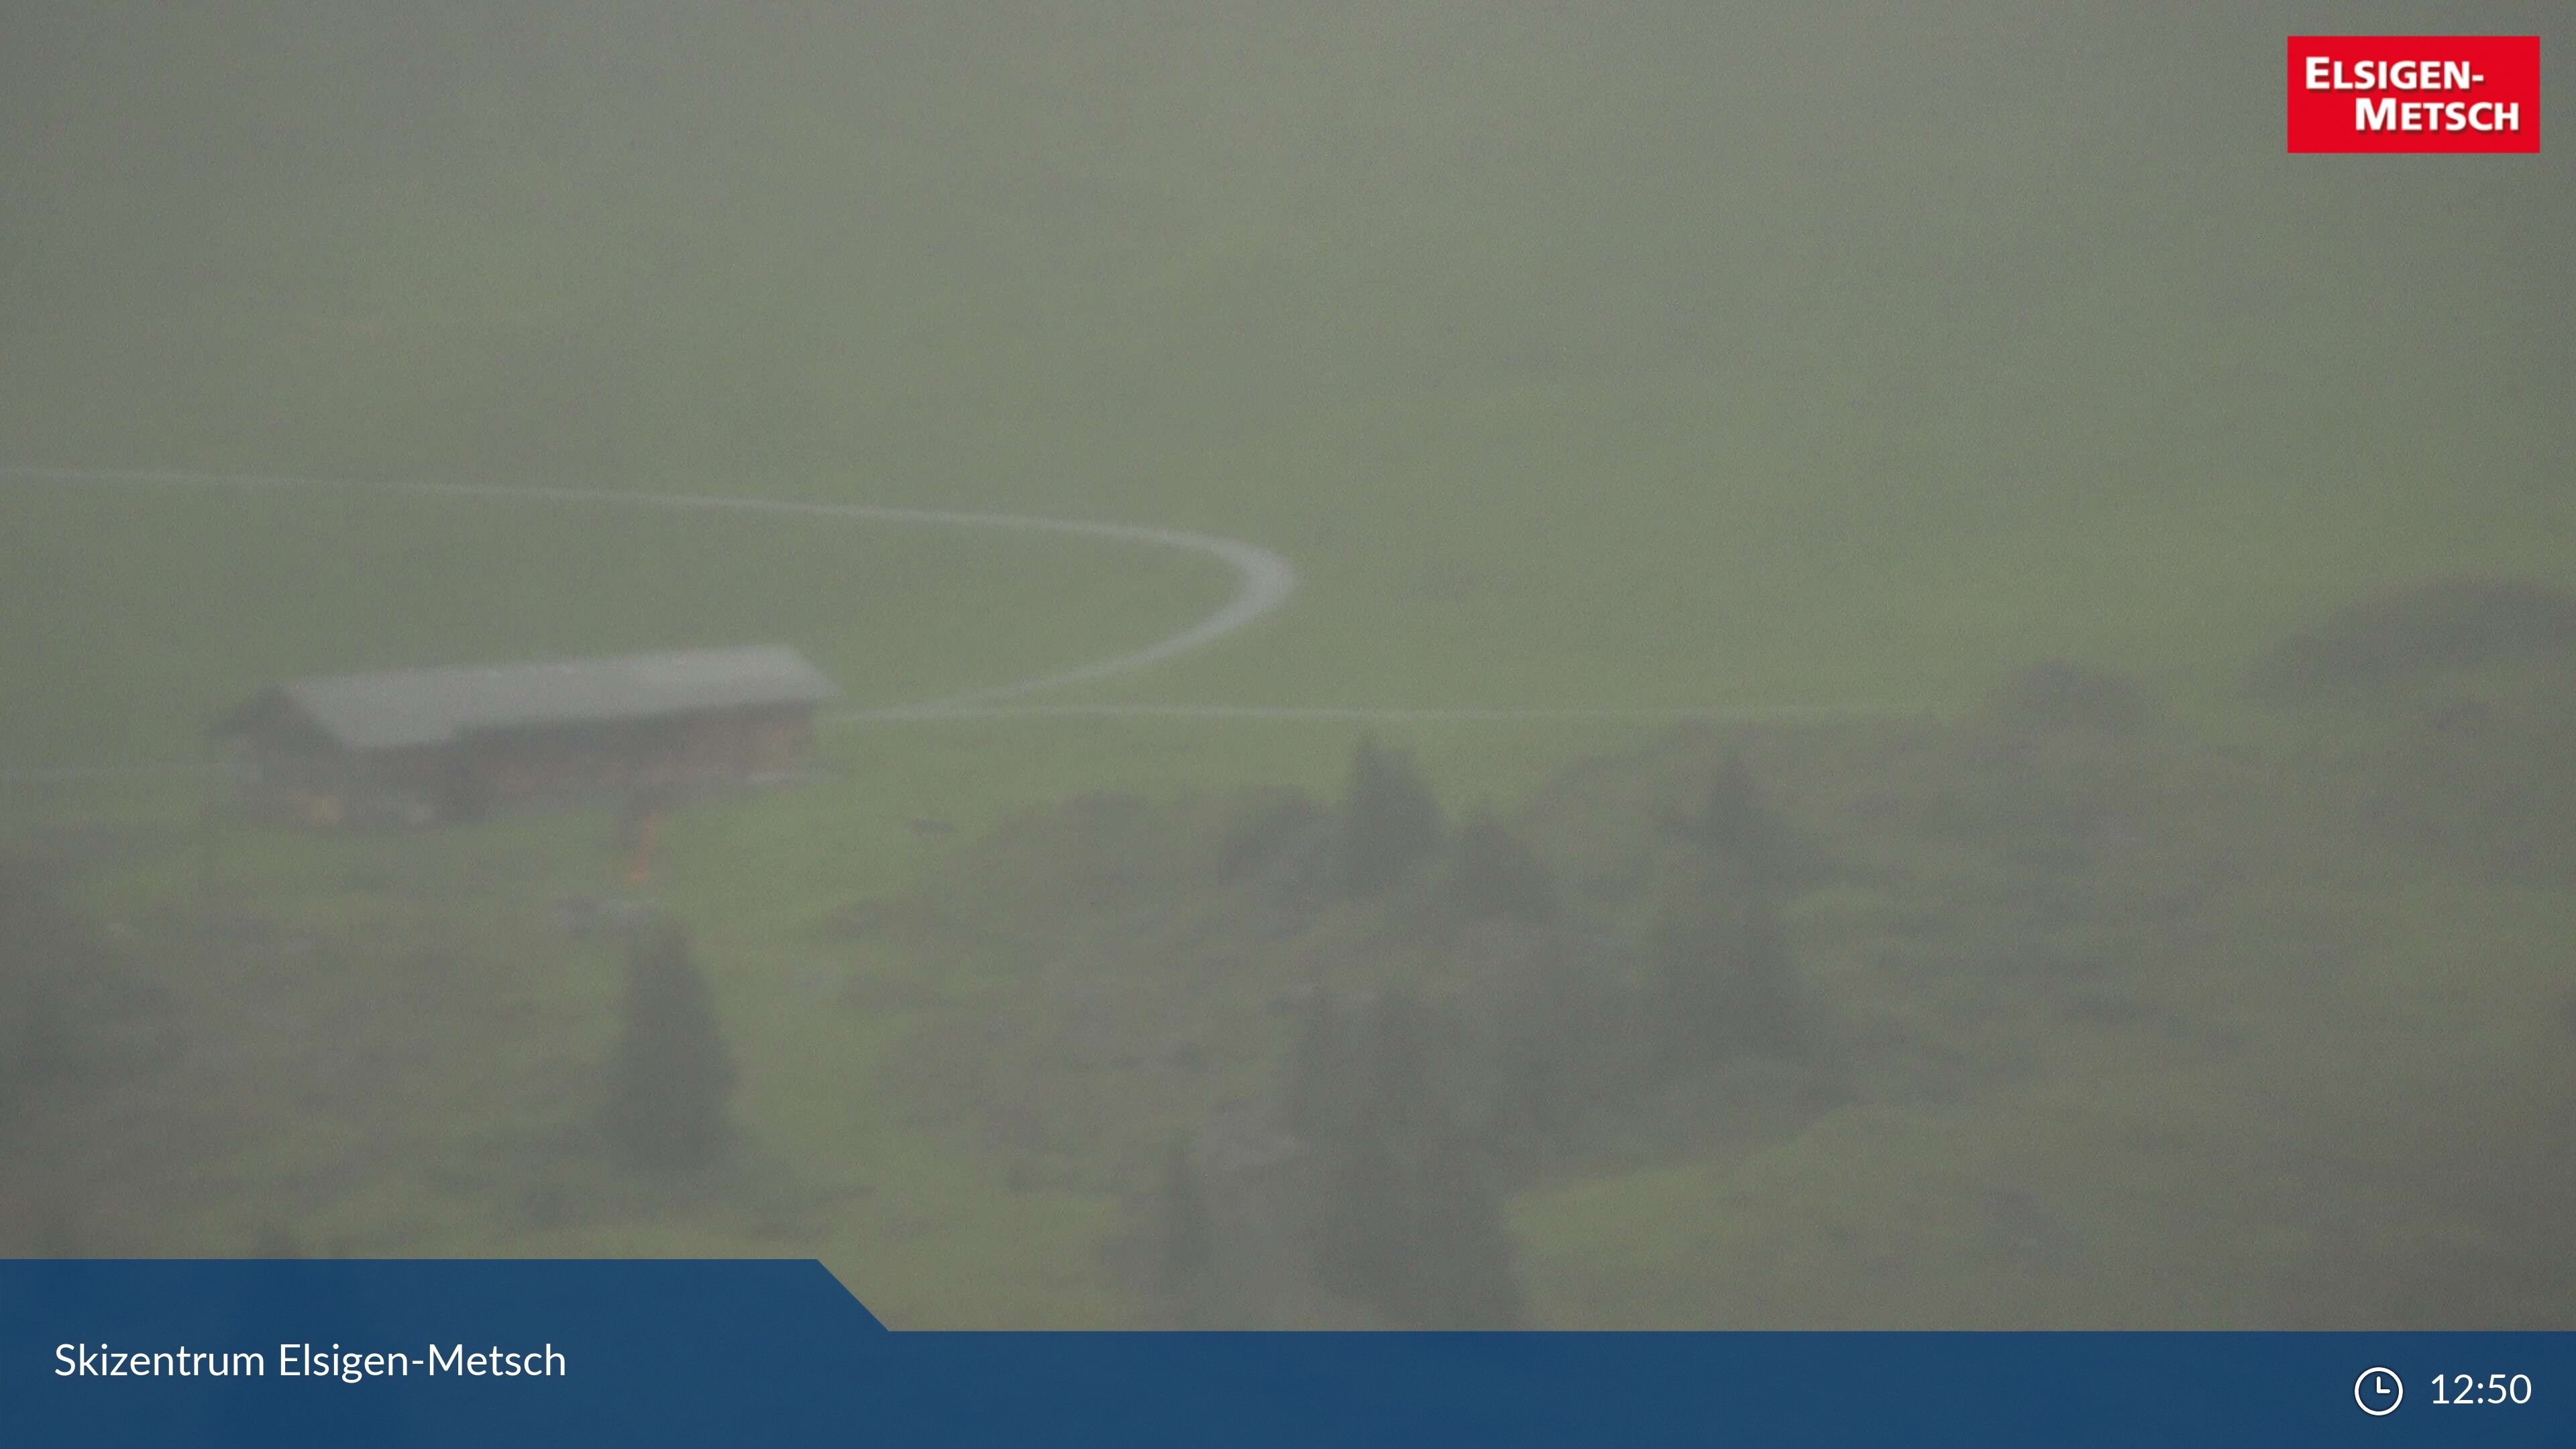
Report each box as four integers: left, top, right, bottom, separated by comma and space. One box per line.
1678, 752, 1796, 886
1340, 734, 1442, 896
1310, 991, 1525, 1328
600, 922, 739, 1169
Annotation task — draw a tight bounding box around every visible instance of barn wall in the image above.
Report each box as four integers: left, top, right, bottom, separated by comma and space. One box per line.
229, 741, 357, 828
225, 704, 818, 828
426, 704, 819, 822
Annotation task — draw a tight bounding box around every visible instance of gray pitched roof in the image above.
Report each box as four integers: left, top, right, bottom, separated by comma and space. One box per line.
221, 646, 839, 751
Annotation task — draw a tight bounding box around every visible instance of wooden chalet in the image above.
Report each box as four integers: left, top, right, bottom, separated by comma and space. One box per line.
211, 645, 838, 827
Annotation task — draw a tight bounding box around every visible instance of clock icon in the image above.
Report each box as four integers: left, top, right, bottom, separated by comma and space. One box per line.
2355, 1367, 2404, 1416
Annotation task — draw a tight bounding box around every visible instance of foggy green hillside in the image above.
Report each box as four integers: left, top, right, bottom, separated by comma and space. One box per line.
3, 2, 2570, 1328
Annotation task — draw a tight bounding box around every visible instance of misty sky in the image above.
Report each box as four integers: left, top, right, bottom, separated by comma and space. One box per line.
5, 2, 2567, 512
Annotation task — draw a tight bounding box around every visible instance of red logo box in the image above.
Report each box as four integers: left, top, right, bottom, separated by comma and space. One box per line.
2288, 36, 2540, 152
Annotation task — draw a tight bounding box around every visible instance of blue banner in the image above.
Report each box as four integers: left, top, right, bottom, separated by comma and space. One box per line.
3, 1260, 2568, 1446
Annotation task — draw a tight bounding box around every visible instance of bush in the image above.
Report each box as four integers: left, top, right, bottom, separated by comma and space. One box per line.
1215, 790, 1330, 884
2245, 578, 2576, 702
1978, 659, 2157, 739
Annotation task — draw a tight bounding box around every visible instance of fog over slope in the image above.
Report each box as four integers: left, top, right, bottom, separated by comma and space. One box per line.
7, 3, 2566, 501
2, 3, 2570, 1329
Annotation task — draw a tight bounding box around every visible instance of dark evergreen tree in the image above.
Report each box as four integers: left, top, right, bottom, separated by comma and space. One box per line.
1313, 1100, 1524, 1328
1340, 734, 1442, 896
1449, 806, 1558, 922
600, 923, 739, 1169
1310, 991, 1525, 1328
1675, 752, 1796, 887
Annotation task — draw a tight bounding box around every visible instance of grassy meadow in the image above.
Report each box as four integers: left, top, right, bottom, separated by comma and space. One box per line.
3, 2, 2572, 1326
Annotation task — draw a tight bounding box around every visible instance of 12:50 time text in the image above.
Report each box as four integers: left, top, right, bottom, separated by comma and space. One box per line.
2430, 1373, 2532, 1406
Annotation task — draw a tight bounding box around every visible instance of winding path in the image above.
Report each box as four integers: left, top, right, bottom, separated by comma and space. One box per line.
0, 464, 1917, 780
1, 462, 1295, 723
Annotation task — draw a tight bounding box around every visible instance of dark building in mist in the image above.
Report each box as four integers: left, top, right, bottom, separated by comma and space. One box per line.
210, 646, 837, 827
